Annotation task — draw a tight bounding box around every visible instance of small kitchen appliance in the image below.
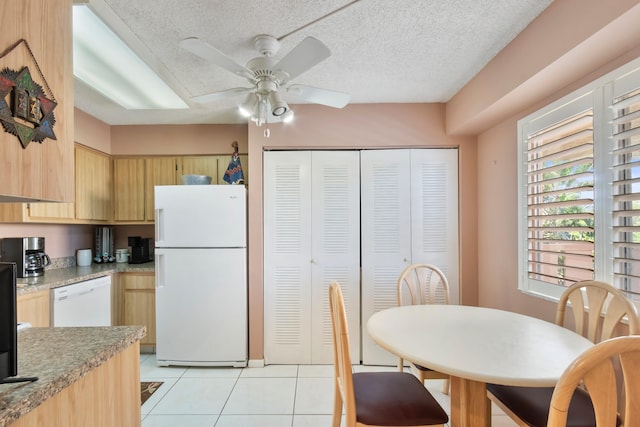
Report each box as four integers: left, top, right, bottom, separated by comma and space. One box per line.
0, 237, 50, 278
128, 237, 153, 264
94, 226, 115, 263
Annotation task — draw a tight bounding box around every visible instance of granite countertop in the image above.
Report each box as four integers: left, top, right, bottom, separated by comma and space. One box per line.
0, 326, 146, 426
16, 261, 155, 296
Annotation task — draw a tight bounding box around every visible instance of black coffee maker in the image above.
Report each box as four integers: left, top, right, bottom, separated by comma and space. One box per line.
128, 236, 153, 264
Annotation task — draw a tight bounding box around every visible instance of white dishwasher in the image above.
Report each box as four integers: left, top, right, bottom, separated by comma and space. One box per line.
52, 276, 111, 327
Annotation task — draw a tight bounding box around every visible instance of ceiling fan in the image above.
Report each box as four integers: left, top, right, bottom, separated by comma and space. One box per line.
179, 34, 350, 127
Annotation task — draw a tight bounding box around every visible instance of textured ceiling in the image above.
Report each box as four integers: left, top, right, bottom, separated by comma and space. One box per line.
74, 0, 553, 125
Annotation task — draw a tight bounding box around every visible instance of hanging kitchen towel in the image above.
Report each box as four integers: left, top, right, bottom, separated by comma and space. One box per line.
223, 142, 245, 184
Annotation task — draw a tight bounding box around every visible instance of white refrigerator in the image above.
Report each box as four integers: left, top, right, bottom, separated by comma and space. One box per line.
154, 185, 247, 367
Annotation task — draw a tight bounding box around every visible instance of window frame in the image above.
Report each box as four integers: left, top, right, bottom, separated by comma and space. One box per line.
518, 56, 640, 303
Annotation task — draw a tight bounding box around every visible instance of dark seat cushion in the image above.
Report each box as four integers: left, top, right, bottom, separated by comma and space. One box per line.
353, 372, 448, 426
414, 363, 434, 372
487, 384, 621, 427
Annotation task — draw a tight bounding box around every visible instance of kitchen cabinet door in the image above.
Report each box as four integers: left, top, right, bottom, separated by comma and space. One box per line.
180, 156, 218, 183
27, 201, 75, 220
16, 290, 50, 327
0, 145, 110, 223
122, 272, 156, 346
75, 145, 112, 220
145, 157, 178, 221
360, 148, 459, 365
113, 158, 145, 221
0, 0, 74, 202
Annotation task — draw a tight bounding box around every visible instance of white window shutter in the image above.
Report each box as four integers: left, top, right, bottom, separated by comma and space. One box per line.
611, 69, 640, 297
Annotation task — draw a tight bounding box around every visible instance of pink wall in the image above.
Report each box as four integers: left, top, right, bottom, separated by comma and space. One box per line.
74, 108, 111, 153
245, 103, 478, 360
111, 124, 248, 155
0, 224, 95, 259
472, 7, 640, 321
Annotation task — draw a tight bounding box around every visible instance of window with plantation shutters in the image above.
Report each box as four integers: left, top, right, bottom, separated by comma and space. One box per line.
525, 110, 595, 288
612, 87, 640, 296
519, 57, 640, 304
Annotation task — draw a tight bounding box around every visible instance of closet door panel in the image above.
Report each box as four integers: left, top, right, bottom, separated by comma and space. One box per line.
410, 149, 460, 304
310, 151, 361, 364
361, 149, 412, 365
263, 151, 313, 364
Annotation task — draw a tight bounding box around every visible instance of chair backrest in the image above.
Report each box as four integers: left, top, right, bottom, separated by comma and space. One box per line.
555, 280, 640, 343
397, 263, 450, 306
547, 335, 640, 427
329, 281, 356, 423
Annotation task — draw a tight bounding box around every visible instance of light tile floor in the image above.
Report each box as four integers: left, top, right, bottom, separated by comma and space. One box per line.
140, 354, 518, 427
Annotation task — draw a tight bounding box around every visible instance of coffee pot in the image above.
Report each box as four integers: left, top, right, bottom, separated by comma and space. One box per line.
0, 237, 51, 278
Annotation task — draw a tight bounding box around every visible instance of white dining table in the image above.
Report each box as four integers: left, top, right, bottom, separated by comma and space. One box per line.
367, 304, 593, 427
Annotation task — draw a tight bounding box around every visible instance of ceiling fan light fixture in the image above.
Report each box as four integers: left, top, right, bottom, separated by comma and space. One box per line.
269, 91, 289, 116
238, 93, 258, 117
281, 109, 295, 123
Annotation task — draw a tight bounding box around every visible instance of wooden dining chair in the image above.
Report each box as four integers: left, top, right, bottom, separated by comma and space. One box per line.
487, 280, 640, 427
329, 281, 448, 427
396, 263, 450, 394
547, 335, 640, 426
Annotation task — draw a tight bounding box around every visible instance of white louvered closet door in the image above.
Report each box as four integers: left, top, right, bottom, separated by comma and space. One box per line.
264, 151, 313, 364
310, 151, 361, 364
410, 149, 459, 304
361, 149, 413, 365
361, 149, 459, 365
264, 151, 360, 364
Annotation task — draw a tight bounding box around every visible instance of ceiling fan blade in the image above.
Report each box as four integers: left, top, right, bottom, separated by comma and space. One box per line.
287, 84, 350, 108
274, 37, 331, 82
191, 87, 253, 104
180, 37, 254, 80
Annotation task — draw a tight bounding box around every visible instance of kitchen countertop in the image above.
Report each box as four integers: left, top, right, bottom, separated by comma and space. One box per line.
0, 326, 146, 426
16, 261, 155, 296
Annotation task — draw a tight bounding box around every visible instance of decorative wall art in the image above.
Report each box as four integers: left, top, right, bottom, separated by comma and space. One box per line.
0, 39, 57, 148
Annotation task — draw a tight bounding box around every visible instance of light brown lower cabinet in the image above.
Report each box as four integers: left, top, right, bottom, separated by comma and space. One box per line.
16, 290, 50, 327
122, 272, 156, 346
9, 342, 141, 427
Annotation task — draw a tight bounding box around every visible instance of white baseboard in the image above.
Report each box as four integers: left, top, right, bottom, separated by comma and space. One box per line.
248, 359, 265, 368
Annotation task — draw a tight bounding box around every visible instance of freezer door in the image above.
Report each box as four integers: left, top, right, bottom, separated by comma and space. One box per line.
155, 248, 247, 366
155, 185, 246, 248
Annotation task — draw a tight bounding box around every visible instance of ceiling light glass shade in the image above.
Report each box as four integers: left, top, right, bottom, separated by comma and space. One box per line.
281, 109, 295, 123
269, 91, 289, 116
238, 93, 258, 117
73, 5, 187, 110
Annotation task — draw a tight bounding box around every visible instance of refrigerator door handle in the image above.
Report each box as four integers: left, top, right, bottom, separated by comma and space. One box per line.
155, 208, 164, 246
156, 253, 165, 289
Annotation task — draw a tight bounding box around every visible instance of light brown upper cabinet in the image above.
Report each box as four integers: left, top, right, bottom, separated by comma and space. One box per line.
180, 154, 248, 185
113, 158, 146, 222
113, 156, 178, 222
0, 0, 74, 202
74, 145, 112, 220
0, 145, 111, 223
180, 156, 219, 183
145, 157, 179, 221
